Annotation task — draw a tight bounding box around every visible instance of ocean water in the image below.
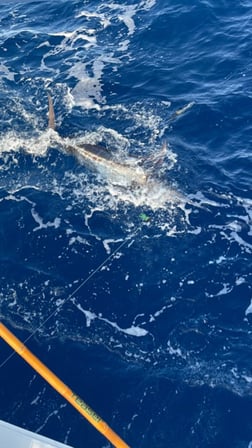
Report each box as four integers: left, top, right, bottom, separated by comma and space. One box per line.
0, 1, 252, 447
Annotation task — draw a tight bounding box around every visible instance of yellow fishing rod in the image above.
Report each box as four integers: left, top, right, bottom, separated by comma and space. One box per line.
0, 322, 130, 448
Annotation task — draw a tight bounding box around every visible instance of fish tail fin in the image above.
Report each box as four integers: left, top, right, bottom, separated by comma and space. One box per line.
168, 101, 195, 125
48, 94, 55, 130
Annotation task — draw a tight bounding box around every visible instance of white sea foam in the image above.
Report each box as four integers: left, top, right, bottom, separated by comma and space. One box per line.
230, 231, 252, 253
245, 299, 252, 316
118, 6, 137, 35
0, 62, 15, 81
32, 210, 61, 232
74, 301, 148, 336
69, 235, 90, 247
2, 191, 61, 233
69, 60, 106, 108
103, 238, 123, 254
140, 0, 157, 9
76, 10, 111, 29
64, 2, 157, 108
167, 340, 187, 360
0, 129, 53, 156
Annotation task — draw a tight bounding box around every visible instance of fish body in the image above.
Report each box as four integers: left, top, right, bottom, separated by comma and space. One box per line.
48, 95, 147, 186
47, 95, 191, 199
61, 140, 147, 186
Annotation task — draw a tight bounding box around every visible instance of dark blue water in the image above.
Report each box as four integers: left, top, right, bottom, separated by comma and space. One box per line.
0, 1, 252, 447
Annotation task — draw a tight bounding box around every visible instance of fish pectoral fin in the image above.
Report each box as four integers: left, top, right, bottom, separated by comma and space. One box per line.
143, 141, 168, 170
48, 94, 56, 130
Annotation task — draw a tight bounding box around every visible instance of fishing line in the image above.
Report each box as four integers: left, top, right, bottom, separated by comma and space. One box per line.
0, 226, 142, 370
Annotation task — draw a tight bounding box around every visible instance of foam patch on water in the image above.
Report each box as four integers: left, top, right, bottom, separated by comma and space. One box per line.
2, 191, 61, 234
0, 129, 53, 156
57, 1, 157, 108
73, 300, 148, 337
0, 2, 159, 110
245, 299, 252, 316
107, 179, 185, 209
0, 62, 15, 81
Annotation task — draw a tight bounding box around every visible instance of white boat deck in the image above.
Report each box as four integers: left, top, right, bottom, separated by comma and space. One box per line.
0, 420, 74, 448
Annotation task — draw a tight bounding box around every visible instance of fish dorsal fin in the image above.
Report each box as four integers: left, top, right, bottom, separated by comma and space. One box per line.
48, 94, 55, 130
